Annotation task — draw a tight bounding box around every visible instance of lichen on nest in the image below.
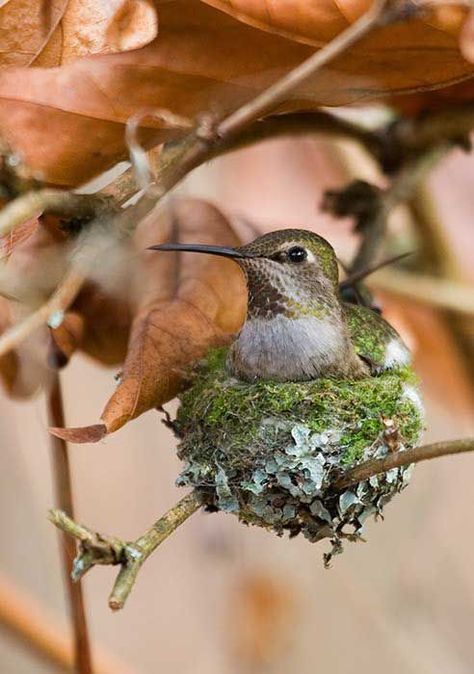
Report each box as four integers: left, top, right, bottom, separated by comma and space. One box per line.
175, 348, 424, 562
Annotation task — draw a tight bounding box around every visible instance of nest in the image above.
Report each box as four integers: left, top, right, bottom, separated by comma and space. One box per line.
175, 348, 424, 562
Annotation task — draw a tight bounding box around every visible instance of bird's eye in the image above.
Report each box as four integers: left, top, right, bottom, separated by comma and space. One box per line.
287, 246, 308, 263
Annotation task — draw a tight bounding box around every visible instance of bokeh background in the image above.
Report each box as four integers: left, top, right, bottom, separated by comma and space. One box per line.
0, 131, 473, 674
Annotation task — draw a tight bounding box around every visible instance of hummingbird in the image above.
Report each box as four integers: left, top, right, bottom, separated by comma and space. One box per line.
151, 229, 411, 383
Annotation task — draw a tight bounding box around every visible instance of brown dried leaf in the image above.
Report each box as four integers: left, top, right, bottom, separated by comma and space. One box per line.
0, 0, 158, 69
0, 0, 471, 185
71, 283, 132, 366
100, 198, 247, 434
0, 214, 70, 396
201, 0, 473, 93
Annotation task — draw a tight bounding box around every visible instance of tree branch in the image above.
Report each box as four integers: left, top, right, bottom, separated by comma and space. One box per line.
0, 268, 85, 359
216, 0, 397, 138
323, 144, 451, 273
333, 438, 474, 490
49, 491, 201, 611
351, 144, 450, 272
135, 0, 404, 198
368, 267, 474, 316
0, 189, 110, 238
47, 375, 93, 674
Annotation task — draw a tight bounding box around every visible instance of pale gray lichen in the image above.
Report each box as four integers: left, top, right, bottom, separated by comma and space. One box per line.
175, 348, 424, 563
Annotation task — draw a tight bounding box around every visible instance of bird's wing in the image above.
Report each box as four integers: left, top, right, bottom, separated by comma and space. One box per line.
343, 303, 411, 374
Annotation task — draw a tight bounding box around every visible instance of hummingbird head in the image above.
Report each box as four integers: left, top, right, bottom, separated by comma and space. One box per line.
150, 228, 340, 320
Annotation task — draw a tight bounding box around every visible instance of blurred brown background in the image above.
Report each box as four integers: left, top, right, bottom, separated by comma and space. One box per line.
1, 134, 473, 674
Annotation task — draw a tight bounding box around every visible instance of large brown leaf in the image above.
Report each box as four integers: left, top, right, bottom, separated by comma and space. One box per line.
0, 0, 471, 186
0, 0, 158, 69
50, 198, 247, 441
101, 199, 247, 433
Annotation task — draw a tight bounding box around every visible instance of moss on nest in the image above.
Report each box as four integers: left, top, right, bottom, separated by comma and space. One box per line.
175, 348, 424, 561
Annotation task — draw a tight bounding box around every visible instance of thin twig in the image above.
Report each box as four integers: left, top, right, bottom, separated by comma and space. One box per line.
49, 491, 201, 611
0, 189, 107, 238
349, 144, 450, 272
0, 573, 135, 674
369, 267, 474, 316
150, 0, 399, 196
102, 0, 401, 265
0, 269, 85, 358
103, 110, 385, 204
334, 438, 474, 490
217, 0, 395, 137
47, 375, 93, 674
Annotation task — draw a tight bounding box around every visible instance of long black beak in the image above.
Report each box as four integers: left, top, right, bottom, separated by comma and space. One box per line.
148, 242, 250, 259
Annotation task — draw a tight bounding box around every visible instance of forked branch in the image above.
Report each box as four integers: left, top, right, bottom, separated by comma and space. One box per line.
49, 491, 201, 611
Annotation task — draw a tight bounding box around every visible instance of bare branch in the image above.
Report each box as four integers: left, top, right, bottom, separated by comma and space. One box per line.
0, 268, 85, 359
334, 438, 474, 490
47, 376, 93, 674
351, 144, 450, 271
323, 144, 450, 273
217, 0, 396, 138
49, 491, 201, 611
48, 437, 474, 613
0, 189, 109, 238
368, 267, 474, 316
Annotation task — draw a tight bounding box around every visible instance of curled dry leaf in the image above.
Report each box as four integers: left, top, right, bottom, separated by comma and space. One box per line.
0, 0, 472, 185
51, 198, 247, 442
0, 218, 133, 392
100, 198, 247, 434
0, 303, 52, 398
0, 0, 158, 69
